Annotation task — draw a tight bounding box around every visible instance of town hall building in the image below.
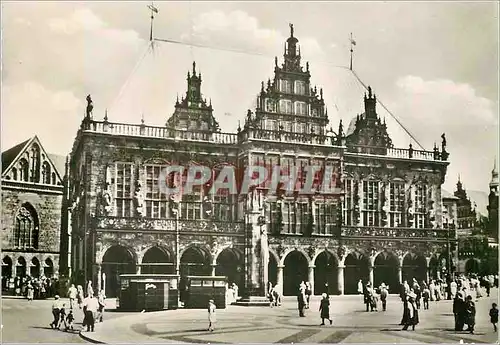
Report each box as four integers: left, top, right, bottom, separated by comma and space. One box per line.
68, 25, 455, 298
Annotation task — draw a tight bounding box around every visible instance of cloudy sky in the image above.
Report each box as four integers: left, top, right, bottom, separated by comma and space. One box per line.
1, 1, 498, 193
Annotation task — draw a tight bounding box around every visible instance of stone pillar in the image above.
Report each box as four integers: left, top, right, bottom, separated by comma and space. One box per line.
308, 265, 315, 294
245, 210, 264, 296
277, 265, 284, 297
369, 265, 374, 287
337, 265, 345, 295
136, 265, 141, 275
426, 266, 430, 283
97, 264, 102, 292
398, 265, 403, 284
211, 264, 216, 276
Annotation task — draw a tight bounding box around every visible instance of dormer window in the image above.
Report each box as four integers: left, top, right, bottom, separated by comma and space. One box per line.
280, 79, 292, 94
295, 81, 306, 95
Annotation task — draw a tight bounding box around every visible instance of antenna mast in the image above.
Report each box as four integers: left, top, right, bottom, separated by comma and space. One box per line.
349, 33, 356, 71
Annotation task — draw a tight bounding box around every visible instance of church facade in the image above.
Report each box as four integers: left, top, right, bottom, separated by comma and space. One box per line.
68, 26, 455, 298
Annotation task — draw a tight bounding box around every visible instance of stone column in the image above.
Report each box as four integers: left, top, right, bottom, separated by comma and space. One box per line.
426, 266, 430, 283
277, 265, 284, 297
245, 210, 264, 296
211, 264, 216, 276
398, 265, 403, 284
136, 265, 141, 275
97, 264, 102, 292
337, 265, 345, 295
369, 265, 374, 287
308, 265, 315, 294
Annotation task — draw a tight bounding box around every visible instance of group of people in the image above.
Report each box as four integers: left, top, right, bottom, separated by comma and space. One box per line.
49, 281, 106, 333
4, 275, 59, 300
224, 283, 239, 305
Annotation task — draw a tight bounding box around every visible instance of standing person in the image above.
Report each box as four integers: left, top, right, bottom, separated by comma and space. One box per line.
27, 282, 34, 302
319, 293, 333, 325
453, 292, 465, 331
67, 284, 77, 310
422, 284, 430, 310
49, 295, 61, 329
379, 283, 388, 311
465, 295, 476, 334
207, 299, 216, 332
97, 290, 106, 323
484, 277, 491, 297
76, 285, 84, 309
402, 292, 419, 331
357, 279, 363, 295
297, 287, 307, 317
65, 310, 75, 331
450, 280, 458, 299
489, 303, 498, 332
83, 294, 99, 332
305, 282, 312, 309
86, 280, 94, 299
58, 303, 67, 330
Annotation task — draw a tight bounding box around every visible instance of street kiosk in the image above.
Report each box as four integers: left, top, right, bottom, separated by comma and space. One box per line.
118, 274, 179, 311
184, 276, 227, 309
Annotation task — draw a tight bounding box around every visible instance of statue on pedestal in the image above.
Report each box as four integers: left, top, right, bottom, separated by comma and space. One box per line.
102, 182, 113, 215
134, 179, 145, 216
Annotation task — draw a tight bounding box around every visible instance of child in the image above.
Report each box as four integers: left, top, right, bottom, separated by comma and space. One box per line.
58, 303, 67, 330
490, 303, 498, 332
422, 286, 430, 310
208, 299, 216, 332
66, 310, 75, 331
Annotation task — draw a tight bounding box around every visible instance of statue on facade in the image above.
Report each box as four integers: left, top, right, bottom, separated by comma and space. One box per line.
134, 179, 145, 216
86, 95, 94, 118
441, 133, 447, 151
102, 182, 113, 215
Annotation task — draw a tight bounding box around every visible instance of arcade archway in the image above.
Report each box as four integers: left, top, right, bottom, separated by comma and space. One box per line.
283, 251, 308, 296
2, 256, 12, 290
374, 252, 399, 293
44, 258, 54, 277
215, 248, 244, 289
268, 253, 278, 287
180, 246, 211, 277
102, 246, 136, 298
141, 247, 174, 274
428, 257, 439, 280
314, 250, 338, 295
402, 254, 427, 284
465, 258, 481, 275
16, 257, 27, 277
31, 257, 40, 278
344, 253, 369, 294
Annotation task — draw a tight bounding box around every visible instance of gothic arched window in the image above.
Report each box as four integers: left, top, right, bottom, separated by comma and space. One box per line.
11, 168, 17, 181
19, 159, 29, 182
51, 172, 56, 185
13, 203, 39, 249
31, 144, 41, 183
41, 162, 51, 184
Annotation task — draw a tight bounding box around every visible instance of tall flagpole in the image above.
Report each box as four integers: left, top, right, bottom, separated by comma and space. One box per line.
148, 2, 159, 42
349, 33, 355, 71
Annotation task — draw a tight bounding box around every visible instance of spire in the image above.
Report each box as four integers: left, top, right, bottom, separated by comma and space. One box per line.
192, 61, 196, 75
104, 109, 108, 122
289, 23, 294, 37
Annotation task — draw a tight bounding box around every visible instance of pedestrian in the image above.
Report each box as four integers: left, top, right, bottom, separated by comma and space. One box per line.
67, 284, 77, 309
83, 294, 99, 332
319, 293, 333, 325
65, 309, 75, 331
453, 292, 465, 331
484, 277, 491, 297
422, 285, 430, 310
402, 292, 419, 331
297, 287, 307, 317
207, 299, 216, 332
464, 295, 476, 334
76, 285, 84, 309
58, 303, 67, 330
49, 295, 61, 329
357, 279, 363, 295
379, 283, 388, 311
305, 282, 312, 309
97, 290, 106, 322
489, 303, 498, 332
27, 282, 34, 302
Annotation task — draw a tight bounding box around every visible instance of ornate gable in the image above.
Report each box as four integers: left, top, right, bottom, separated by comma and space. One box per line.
1, 136, 64, 186
345, 86, 392, 154
166, 62, 220, 133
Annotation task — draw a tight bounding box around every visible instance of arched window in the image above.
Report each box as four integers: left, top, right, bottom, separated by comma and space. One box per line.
51, 172, 56, 185
19, 159, 29, 182
13, 203, 39, 249
31, 144, 41, 183
12, 168, 17, 181
41, 162, 51, 184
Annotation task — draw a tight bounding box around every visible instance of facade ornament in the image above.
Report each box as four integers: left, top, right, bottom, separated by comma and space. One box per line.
337, 245, 348, 260
307, 245, 316, 260
134, 179, 145, 217
102, 182, 113, 215
86, 95, 93, 119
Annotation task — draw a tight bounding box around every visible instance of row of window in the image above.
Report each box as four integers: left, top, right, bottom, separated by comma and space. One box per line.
279, 79, 307, 95
265, 120, 324, 135
343, 180, 431, 228
9, 159, 57, 185
265, 99, 321, 116
268, 202, 337, 235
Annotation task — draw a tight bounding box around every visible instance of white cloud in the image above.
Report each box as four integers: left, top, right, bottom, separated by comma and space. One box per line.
48, 8, 104, 34
1, 82, 82, 155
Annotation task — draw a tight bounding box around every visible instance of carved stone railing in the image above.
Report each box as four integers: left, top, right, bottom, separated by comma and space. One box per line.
341, 226, 456, 240
346, 145, 446, 162
82, 120, 238, 144
94, 216, 244, 233
239, 128, 338, 146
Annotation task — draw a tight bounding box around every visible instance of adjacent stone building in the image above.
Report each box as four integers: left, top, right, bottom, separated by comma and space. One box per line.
69, 26, 456, 298
1, 136, 69, 289
487, 162, 498, 240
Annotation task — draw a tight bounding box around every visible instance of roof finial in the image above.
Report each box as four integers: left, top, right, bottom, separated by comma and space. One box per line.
192, 61, 196, 75
275, 56, 278, 67
104, 109, 108, 121
141, 113, 145, 125
368, 86, 372, 98
289, 23, 294, 37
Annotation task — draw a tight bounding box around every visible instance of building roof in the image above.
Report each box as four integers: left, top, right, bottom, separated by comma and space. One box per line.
1, 138, 30, 174
442, 189, 459, 200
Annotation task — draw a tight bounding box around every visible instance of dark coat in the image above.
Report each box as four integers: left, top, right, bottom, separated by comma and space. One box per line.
404, 301, 419, 326
465, 301, 476, 326
319, 298, 330, 319
490, 308, 498, 323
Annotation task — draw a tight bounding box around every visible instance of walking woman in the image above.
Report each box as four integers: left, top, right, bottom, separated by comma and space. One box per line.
297, 286, 307, 317
402, 292, 419, 331
319, 293, 333, 326
208, 299, 216, 332
76, 285, 84, 309
27, 282, 34, 302
465, 295, 476, 334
